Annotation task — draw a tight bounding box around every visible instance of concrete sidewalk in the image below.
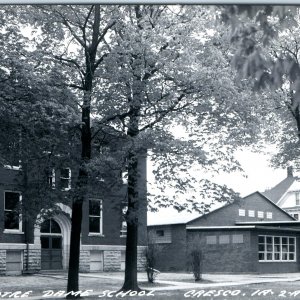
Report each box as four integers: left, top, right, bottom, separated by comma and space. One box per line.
79, 272, 300, 291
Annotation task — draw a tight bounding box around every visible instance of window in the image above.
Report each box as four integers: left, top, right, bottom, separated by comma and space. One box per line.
120, 205, 127, 237
151, 226, 171, 243
238, 209, 245, 216
206, 235, 217, 244
257, 211, 264, 218
296, 192, 300, 206
258, 235, 296, 262
266, 212, 273, 219
232, 234, 244, 244
120, 221, 127, 238
60, 168, 71, 190
156, 230, 164, 237
4, 192, 21, 231
219, 235, 230, 244
89, 199, 103, 234
47, 169, 55, 188
248, 210, 255, 217
293, 213, 299, 220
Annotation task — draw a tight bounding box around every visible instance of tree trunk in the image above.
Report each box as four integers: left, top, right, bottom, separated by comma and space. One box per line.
121, 151, 141, 292
66, 5, 100, 297
121, 89, 142, 291
122, 220, 140, 291
66, 199, 83, 297
67, 99, 91, 297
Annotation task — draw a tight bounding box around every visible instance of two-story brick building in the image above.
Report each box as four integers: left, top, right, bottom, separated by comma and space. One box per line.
148, 192, 300, 273
0, 154, 147, 275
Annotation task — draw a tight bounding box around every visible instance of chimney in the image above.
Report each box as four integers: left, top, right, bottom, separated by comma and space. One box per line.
287, 166, 294, 177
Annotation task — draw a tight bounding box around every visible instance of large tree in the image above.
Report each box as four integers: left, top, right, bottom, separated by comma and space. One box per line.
98, 5, 264, 291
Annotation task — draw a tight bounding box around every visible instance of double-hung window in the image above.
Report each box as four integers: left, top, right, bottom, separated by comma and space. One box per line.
89, 199, 103, 235
4, 191, 22, 232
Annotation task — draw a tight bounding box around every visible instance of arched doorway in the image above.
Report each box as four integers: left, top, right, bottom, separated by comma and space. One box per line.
40, 218, 63, 270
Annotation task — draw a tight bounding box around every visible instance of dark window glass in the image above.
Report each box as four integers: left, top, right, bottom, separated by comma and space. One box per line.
5, 211, 19, 229
41, 219, 61, 234
89, 217, 100, 233
258, 253, 265, 260
51, 220, 61, 234
52, 237, 61, 249
41, 220, 50, 233
41, 237, 49, 249
5, 192, 19, 210
89, 200, 101, 215
282, 237, 288, 244
266, 237, 272, 244
258, 236, 265, 243
61, 179, 69, 189
61, 168, 70, 178
289, 238, 295, 245
4, 192, 20, 230
274, 237, 280, 244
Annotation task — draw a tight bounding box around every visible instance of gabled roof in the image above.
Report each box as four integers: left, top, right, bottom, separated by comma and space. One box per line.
263, 176, 296, 204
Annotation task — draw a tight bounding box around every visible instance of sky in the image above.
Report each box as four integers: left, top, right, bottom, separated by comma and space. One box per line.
147, 147, 289, 225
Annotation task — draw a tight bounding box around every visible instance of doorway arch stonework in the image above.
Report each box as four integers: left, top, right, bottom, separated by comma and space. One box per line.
34, 208, 71, 270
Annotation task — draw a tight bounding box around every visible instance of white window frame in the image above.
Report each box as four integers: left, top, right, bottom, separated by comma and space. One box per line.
60, 167, 71, 191
248, 210, 255, 217
258, 235, 296, 262
257, 211, 264, 218
48, 168, 55, 189
3, 164, 21, 171
120, 220, 127, 238
238, 209, 246, 216
88, 199, 103, 235
266, 212, 273, 219
4, 191, 23, 234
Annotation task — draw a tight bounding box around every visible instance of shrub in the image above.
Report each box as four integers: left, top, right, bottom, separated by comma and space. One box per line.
189, 248, 202, 281
144, 244, 160, 283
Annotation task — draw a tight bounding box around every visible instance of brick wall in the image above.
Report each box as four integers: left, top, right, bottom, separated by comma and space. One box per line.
187, 230, 254, 273
148, 224, 187, 272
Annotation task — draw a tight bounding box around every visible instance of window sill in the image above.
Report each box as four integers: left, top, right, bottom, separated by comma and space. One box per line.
88, 233, 104, 237
4, 230, 24, 234
4, 165, 21, 171
259, 260, 296, 263
120, 236, 127, 238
